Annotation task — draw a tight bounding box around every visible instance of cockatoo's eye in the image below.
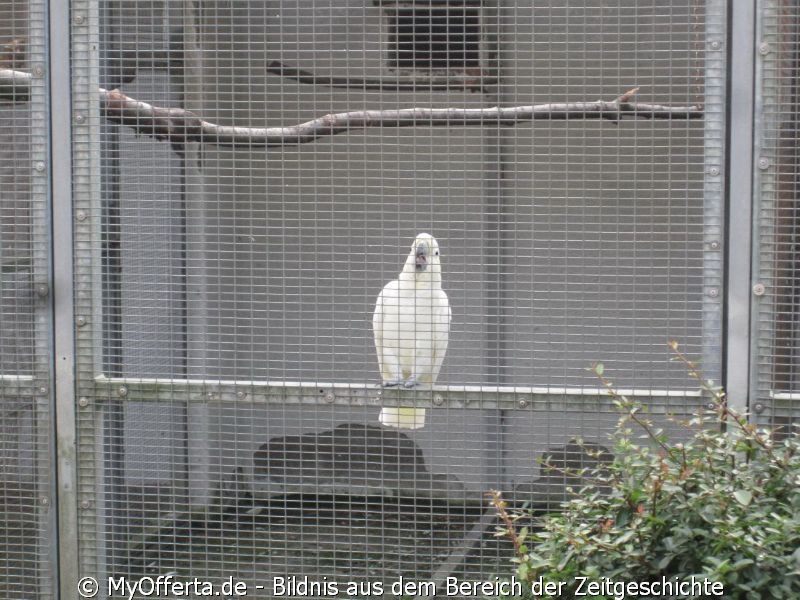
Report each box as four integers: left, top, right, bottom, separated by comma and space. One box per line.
435, 250, 439, 256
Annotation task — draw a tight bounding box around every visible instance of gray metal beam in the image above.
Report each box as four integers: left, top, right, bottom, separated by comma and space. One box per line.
25, 0, 57, 596
49, 1, 79, 598
726, 0, 756, 414
700, 0, 728, 389
94, 375, 703, 414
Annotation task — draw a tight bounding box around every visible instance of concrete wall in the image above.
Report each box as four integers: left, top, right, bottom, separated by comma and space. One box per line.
107, 1, 711, 494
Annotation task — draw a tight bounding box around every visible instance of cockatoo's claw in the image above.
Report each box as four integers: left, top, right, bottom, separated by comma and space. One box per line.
402, 377, 420, 388
382, 379, 403, 387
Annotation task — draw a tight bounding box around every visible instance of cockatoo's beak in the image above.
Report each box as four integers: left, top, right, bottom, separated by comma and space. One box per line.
415, 241, 429, 271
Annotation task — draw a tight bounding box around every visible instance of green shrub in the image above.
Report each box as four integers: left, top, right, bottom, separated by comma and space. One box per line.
490, 343, 800, 599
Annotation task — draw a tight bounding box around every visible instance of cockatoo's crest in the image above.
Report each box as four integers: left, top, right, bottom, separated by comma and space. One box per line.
400, 232, 442, 286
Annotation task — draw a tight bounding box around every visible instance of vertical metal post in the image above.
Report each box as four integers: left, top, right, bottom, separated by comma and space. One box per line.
26, 0, 57, 596
70, 0, 106, 587
49, 1, 79, 598
726, 0, 756, 414
700, 0, 728, 390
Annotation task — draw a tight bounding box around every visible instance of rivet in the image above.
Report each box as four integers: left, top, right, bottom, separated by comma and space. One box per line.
236, 390, 246, 399
40, 496, 50, 506
706, 402, 716, 410
117, 386, 128, 397
709, 240, 720, 250
76, 316, 87, 327
432, 394, 444, 406
753, 283, 766, 296
74, 14, 85, 24
758, 157, 770, 170
324, 392, 335, 403
753, 402, 765, 414
518, 399, 529, 409
36, 284, 49, 297
39, 386, 48, 395
759, 42, 770, 55
34, 161, 45, 173
80, 499, 91, 509
32, 64, 44, 77
76, 210, 87, 221
78, 397, 89, 408
707, 166, 720, 177
707, 288, 719, 298
75, 114, 86, 124
709, 40, 722, 50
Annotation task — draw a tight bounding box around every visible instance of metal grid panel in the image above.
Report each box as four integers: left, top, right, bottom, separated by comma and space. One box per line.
754, 0, 800, 433
70, 0, 726, 595
0, 0, 54, 598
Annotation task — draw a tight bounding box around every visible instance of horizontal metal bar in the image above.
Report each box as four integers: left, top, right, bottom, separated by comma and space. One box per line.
93, 375, 702, 412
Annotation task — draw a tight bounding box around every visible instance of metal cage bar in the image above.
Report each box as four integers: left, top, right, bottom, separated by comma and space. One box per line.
68, 0, 104, 593
727, 1, 756, 415
752, 0, 800, 430
0, 0, 56, 598
46, 0, 770, 597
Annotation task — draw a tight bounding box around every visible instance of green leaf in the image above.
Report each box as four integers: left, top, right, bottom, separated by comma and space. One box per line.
733, 490, 753, 506
593, 362, 604, 376
657, 555, 674, 570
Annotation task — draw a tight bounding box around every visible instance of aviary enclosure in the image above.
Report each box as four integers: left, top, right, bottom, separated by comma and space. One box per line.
0, 1, 798, 598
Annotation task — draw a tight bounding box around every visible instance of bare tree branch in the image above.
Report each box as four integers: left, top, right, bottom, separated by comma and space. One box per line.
101, 86, 703, 148
266, 60, 495, 92
0, 69, 703, 148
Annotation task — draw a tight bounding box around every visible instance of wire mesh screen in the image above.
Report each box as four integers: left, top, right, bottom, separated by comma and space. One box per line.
0, 0, 53, 598
754, 0, 800, 435
71, 0, 725, 595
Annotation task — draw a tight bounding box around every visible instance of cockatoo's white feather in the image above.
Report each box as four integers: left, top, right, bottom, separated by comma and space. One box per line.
373, 233, 451, 429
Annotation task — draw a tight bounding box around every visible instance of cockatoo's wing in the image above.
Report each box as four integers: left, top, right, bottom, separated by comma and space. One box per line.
373, 280, 400, 383
430, 289, 451, 382
372, 286, 384, 370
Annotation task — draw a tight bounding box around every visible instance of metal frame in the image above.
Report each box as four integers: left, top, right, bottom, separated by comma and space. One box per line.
727, 1, 756, 415
38, 0, 777, 597
93, 375, 703, 412
30, 0, 58, 596
0, 0, 56, 595
53, 0, 104, 595
750, 0, 774, 420
702, 0, 730, 391
0, 0, 794, 593
749, 0, 791, 423
50, 0, 78, 597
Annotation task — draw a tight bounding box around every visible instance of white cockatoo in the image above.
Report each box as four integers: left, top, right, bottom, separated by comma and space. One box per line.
373, 233, 451, 429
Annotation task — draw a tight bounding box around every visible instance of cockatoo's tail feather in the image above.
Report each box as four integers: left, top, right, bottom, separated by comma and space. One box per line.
379, 407, 427, 430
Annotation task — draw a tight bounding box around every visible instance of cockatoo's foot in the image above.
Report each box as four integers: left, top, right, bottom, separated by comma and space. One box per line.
402, 377, 420, 388
382, 378, 404, 387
